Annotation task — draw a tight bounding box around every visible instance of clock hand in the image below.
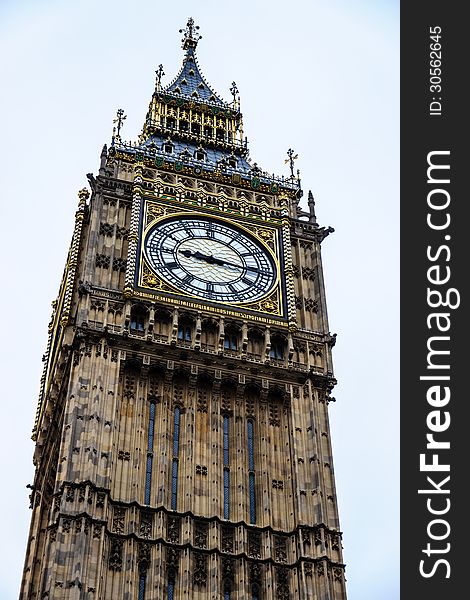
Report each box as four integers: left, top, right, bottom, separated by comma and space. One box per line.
180, 249, 267, 275
180, 249, 225, 265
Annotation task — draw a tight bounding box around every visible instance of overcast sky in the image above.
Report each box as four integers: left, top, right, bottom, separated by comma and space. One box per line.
0, 1, 399, 598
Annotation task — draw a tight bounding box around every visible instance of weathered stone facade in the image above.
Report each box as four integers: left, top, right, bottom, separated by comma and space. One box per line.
20, 19, 346, 600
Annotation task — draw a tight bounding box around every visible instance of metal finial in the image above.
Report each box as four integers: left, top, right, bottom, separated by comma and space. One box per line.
179, 17, 202, 49
284, 148, 298, 179
155, 64, 165, 89
113, 109, 127, 142
230, 81, 239, 102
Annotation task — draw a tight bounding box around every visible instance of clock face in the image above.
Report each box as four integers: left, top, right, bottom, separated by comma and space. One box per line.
144, 216, 277, 303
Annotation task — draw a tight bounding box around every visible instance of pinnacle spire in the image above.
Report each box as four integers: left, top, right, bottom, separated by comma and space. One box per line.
308, 190, 318, 225
179, 17, 202, 51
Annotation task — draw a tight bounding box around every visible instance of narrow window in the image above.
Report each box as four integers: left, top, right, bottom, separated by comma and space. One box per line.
223, 579, 232, 600
130, 311, 145, 333
269, 342, 284, 360
138, 574, 146, 600
224, 334, 237, 351
223, 415, 230, 519
195, 150, 205, 161
167, 578, 175, 600
247, 420, 256, 524
252, 583, 261, 600
164, 143, 173, 154
177, 325, 191, 342
171, 407, 181, 510
144, 400, 156, 504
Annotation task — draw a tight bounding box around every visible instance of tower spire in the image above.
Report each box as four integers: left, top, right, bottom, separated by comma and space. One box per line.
179, 17, 202, 51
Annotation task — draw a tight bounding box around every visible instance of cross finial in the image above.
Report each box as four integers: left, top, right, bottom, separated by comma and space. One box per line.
155, 64, 165, 90
112, 108, 126, 143
284, 148, 299, 178
230, 81, 240, 109
179, 17, 202, 50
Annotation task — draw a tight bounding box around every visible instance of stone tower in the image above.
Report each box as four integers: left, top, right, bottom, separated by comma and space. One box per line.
20, 18, 347, 600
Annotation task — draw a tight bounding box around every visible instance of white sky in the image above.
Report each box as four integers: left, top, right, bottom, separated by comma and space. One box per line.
0, 1, 399, 598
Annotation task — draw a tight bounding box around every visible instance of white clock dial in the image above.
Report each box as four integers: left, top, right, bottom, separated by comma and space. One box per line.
144, 216, 277, 303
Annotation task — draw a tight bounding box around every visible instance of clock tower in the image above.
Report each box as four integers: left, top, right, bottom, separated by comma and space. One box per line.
20, 19, 347, 600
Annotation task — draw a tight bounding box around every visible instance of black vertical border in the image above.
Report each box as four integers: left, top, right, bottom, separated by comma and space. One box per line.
401, 4, 467, 598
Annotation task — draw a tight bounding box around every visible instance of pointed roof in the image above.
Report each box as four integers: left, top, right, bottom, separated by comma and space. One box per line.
163, 18, 228, 107
165, 48, 227, 106
111, 18, 301, 197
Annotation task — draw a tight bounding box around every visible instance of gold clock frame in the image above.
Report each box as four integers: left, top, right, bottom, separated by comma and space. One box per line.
126, 195, 293, 326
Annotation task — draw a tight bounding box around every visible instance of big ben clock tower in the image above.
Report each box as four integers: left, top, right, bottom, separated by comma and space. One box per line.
20, 18, 347, 600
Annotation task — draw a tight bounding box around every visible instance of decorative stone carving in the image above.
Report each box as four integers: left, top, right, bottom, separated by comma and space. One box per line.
195, 464, 207, 475
62, 519, 71, 533
222, 557, 235, 583
193, 552, 207, 586
301, 528, 311, 546
304, 298, 318, 313
194, 521, 208, 548
196, 388, 208, 412
301, 266, 316, 281
112, 508, 125, 534
333, 567, 343, 581
221, 526, 234, 553
269, 402, 280, 426
248, 531, 261, 558
276, 567, 290, 599
167, 516, 180, 544
140, 512, 152, 539
249, 561, 261, 583
275, 535, 288, 563
112, 257, 127, 272
137, 543, 151, 573
95, 254, 110, 269
166, 547, 180, 578
108, 538, 123, 571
